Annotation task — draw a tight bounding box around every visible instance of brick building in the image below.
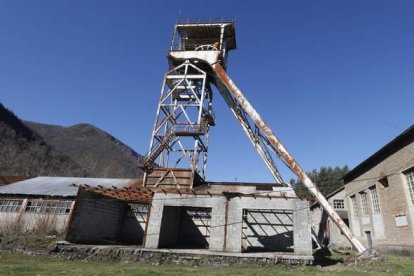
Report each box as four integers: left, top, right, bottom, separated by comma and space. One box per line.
311, 187, 351, 249
344, 124, 414, 255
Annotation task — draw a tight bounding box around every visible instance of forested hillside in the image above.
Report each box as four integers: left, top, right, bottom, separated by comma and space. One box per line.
26, 122, 145, 178
0, 103, 144, 178
0, 103, 83, 176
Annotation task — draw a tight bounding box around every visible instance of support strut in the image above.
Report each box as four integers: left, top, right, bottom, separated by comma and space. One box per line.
210, 62, 367, 254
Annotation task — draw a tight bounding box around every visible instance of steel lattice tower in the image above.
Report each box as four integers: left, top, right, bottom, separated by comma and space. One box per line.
140, 18, 367, 254
142, 62, 214, 183
141, 19, 236, 189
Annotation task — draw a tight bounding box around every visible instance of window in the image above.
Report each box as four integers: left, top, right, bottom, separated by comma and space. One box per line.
360, 193, 369, 216
25, 200, 72, 214
370, 186, 381, 214
350, 196, 358, 218
378, 177, 389, 188
333, 199, 345, 209
126, 203, 149, 221
0, 199, 23, 212
404, 168, 414, 205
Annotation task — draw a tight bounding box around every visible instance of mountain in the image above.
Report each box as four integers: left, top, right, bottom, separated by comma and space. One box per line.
0, 103, 83, 177
0, 102, 144, 178
25, 121, 145, 178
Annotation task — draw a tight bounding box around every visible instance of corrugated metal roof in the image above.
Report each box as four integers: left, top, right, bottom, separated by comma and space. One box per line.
0, 176, 141, 197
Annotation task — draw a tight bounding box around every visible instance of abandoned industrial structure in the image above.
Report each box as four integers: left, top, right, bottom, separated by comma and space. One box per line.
0, 177, 141, 235
311, 187, 351, 250
344, 124, 414, 255
0, 177, 311, 258
0, 18, 371, 263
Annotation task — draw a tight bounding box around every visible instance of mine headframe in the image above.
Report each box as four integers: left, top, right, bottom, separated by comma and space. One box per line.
140, 18, 367, 254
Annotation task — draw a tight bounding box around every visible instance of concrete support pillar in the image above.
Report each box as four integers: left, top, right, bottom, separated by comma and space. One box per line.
209, 197, 227, 251
144, 200, 163, 249
293, 200, 312, 256
225, 198, 243, 253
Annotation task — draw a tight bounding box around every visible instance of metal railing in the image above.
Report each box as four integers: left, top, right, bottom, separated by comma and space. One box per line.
170, 39, 222, 52
176, 17, 235, 25
173, 124, 207, 135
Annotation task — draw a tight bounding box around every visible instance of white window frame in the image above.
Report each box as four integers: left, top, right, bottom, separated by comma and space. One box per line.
360, 192, 369, 216
0, 199, 23, 212
25, 200, 72, 214
370, 186, 381, 214
333, 199, 345, 209
350, 196, 358, 218
404, 168, 414, 205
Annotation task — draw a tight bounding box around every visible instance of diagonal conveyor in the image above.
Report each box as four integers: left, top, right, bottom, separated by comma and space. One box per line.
209, 62, 367, 254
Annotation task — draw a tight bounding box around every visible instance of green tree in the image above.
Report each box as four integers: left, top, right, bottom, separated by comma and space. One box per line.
291, 165, 349, 199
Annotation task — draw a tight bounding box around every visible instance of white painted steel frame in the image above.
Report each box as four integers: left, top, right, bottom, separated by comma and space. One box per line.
143, 61, 213, 182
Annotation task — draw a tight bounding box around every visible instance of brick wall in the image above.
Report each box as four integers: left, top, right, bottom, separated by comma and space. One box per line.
345, 139, 414, 254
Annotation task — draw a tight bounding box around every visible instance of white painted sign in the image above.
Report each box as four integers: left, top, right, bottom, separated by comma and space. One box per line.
395, 215, 408, 227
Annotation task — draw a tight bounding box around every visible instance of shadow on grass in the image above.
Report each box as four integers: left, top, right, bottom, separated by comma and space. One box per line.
313, 247, 349, 267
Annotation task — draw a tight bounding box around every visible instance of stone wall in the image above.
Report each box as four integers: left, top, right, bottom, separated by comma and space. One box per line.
55, 244, 313, 265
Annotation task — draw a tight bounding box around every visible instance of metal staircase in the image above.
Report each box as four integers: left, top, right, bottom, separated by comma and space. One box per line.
141, 124, 208, 171
141, 131, 176, 171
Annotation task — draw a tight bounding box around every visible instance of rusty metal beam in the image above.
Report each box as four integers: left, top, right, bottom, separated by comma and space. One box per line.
210, 62, 367, 254
214, 77, 285, 185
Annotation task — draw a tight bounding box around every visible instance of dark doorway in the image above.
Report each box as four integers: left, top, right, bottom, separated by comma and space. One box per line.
365, 231, 372, 249
121, 203, 148, 245
342, 218, 350, 227
158, 206, 211, 249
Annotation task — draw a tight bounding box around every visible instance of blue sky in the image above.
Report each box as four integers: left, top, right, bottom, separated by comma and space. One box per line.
1, 0, 413, 182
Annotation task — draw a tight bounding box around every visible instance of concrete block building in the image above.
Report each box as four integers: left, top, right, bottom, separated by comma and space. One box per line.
310, 187, 351, 249
0, 177, 313, 261
145, 189, 311, 256
0, 177, 141, 235
344, 124, 414, 255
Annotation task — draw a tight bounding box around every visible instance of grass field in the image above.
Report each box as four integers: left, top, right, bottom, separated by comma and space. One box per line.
1, 252, 414, 275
